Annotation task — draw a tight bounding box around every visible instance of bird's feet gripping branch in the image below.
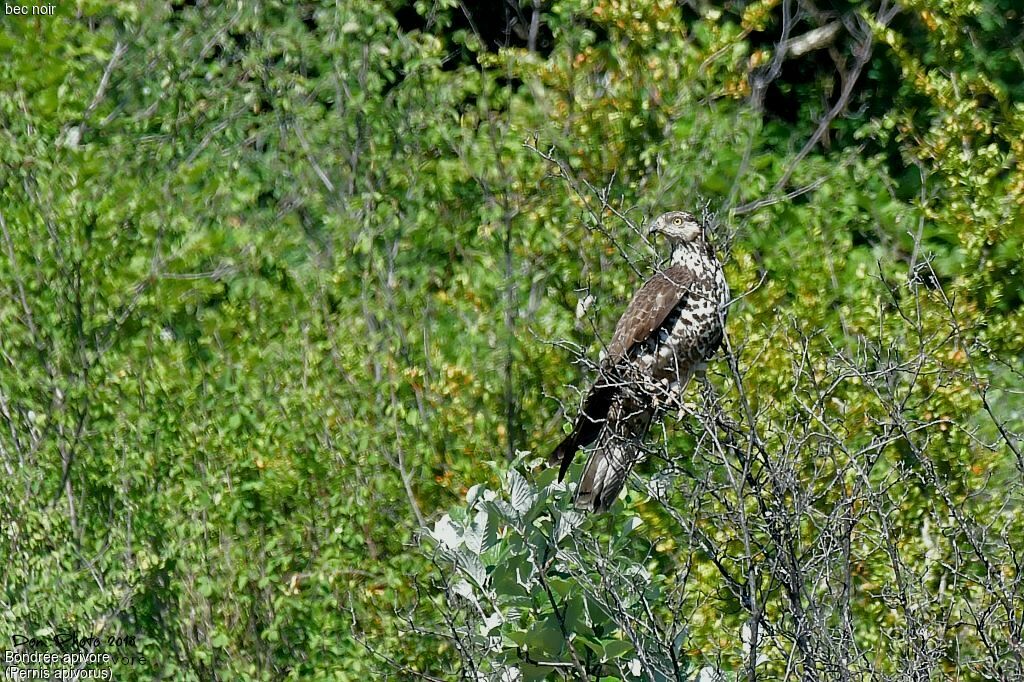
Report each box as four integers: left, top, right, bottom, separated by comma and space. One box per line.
549, 210, 730, 512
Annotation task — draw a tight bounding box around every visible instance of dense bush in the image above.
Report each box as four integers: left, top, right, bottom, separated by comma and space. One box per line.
1, 0, 1020, 679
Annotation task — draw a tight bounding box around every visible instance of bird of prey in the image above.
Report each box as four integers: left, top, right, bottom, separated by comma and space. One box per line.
550, 211, 729, 512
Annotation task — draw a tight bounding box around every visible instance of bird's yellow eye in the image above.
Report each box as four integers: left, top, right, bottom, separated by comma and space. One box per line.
673, 217, 682, 225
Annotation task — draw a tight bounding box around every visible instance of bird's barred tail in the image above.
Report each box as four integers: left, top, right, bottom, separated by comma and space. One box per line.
573, 441, 638, 512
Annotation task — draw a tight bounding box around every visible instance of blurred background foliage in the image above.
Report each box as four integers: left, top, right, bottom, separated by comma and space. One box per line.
0, 0, 1021, 679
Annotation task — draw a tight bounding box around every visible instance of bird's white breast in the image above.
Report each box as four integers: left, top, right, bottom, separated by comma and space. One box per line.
643, 244, 727, 382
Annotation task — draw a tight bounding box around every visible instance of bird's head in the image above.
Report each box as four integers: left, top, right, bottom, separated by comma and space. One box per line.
648, 211, 704, 244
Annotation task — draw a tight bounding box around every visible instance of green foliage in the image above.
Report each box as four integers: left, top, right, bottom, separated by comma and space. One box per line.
1, 0, 1021, 679
425, 459, 701, 680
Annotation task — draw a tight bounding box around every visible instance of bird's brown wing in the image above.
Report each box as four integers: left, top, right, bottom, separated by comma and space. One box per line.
604, 264, 695, 364
548, 263, 694, 480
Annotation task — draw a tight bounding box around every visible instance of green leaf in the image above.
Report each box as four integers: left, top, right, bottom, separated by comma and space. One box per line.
524, 617, 564, 657
507, 469, 535, 516
603, 639, 634, 660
